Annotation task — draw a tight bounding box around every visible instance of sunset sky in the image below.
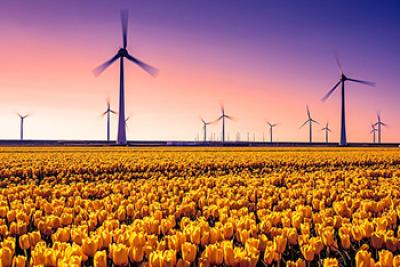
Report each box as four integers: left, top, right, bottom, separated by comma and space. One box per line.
0, 0, 399, 142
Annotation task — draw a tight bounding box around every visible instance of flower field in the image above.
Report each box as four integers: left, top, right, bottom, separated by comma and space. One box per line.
0, 147, 400, 267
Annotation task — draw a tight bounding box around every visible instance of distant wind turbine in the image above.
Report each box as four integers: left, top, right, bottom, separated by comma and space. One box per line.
267, 122, 278, 143
93, 10, 159, 145
321, 53, 375, 146
102, 99, 117, 142
321, 122, 332, 144
200, 118, 213, 142
374, 113, 387, 144
300, 105, 319, 143
125, 115, 132, 130
17, 113, 29, 141
370, 123, 377, 144
216, 104, 235, 143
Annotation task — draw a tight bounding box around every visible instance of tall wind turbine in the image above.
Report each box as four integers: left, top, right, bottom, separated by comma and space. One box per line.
17, 113, 29, 141
267, 122, 278, 143
200, 118, 213, 142
102, 99, 117, 142
321, 53, 375, 146
300, 106, 319, 143
93, 10, 159, 145
374, 113, 387, 144
321, 122, 332, 144
370, 123, 377, 144
216, 104, 234, 143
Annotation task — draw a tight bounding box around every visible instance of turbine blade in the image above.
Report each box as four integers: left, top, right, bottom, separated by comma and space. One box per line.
306, 105, 311, 119
311, 119, 319, 125
110, 110, 117, 114
225, 115, 237, 121
321, 81, 341, 102
125, 53, 159, 77
93, 54, 120, 76
334, 51, 344, 74
210, 117, 222, 124
121, 10, 129, 49
300, 120, 308, 128
347, 78, 376, 87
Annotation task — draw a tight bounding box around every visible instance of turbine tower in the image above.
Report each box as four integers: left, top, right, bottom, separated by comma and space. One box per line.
300, 105, 319, 143
374, 113, 387, 144
267, 122, 278, 143
216, 104, 234, 143
321, 122, 332, 144
17, 113, 29, 141
102, 99, 117, 142
370, 123, 377, 144
94, 10, 159, 145
322, 53, 375, 146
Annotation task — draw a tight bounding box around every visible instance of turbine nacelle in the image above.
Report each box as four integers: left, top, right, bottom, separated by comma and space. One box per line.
118, 48, 129, 57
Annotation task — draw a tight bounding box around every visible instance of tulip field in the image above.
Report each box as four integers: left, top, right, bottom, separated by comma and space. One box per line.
1, 147, 400, 267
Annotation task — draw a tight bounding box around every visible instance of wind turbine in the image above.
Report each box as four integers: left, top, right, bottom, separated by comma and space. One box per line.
321, 122, 332, 144
216, 104, 235, 143
374, 113, 387, 144
125, 115, 131, 130
200, 118, 213, 142
321, 53, 375, 146
102, 99, 117, 142
17, 113, 29, 141
300, 105, 319, 143
267, 122, 278, 143
93, 10, 159, 145
370, 123, 377, 144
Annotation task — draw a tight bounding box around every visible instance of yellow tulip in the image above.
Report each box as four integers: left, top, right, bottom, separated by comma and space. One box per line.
371, 231, 384, 249
223, 222, 234, 240
273, 235, 287, 254
163, 249, 177, 267
223, 241, 235, 266
323, 258, 339, 267
82, 237, 98, 257
129, 245, 144, 262
378, 250, 393, 267
111, 243, 129, 266
393, 255, 400, 267
190, 226, 201, 245
94, 250, 107, 267
355, 250, 375, 267
287, 227, 298, 246
322, 226, 335, 247
351, 226, 363, 242
19, 234, 30, 250
149, 251, 162, 267
301, 244, 315, 262
13, 255, 26, 267
182, 242, 197, 263
0, 247, 13, 267
177, 258, 191, 267
340, 233, 351, 249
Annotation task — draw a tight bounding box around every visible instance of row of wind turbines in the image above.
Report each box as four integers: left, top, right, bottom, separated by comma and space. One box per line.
12, 10, 388, 146
195, 104, 387, 144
